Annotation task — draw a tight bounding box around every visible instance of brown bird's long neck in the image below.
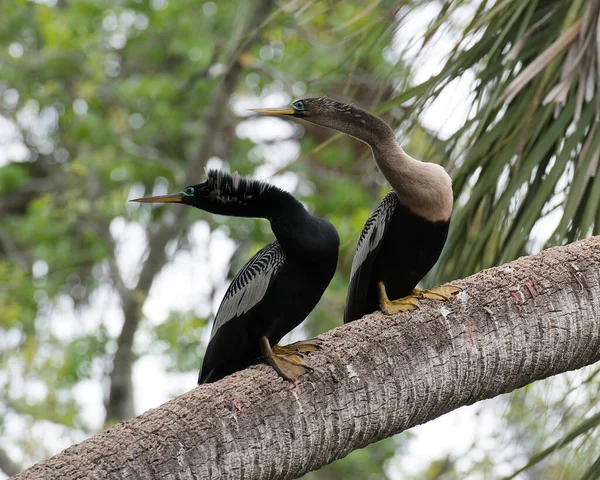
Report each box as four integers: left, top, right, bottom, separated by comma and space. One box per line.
375, 146, 454, 223
325, 108, 398, 151
315, 108, 409, 187
321, 109, 453, 223
372, 144, 418, 193
324, 110, 423, 197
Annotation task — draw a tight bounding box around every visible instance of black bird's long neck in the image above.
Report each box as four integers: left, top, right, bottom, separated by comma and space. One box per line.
189, 172, 319, 252
268, 201, 319, 253
246, 191, 319, 256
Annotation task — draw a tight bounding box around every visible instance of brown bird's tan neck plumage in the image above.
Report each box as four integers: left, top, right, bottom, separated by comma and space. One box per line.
372, 144, 453, 223
304, 101, 453, 223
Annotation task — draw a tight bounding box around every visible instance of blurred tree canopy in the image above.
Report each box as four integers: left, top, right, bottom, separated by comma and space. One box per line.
1, 0, 600, 478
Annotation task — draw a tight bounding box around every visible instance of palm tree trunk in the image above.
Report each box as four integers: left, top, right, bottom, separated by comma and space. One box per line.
14, 236, 600, 480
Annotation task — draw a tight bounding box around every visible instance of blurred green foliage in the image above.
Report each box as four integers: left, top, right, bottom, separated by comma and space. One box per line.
0, 0, 407, 476
2, 0, 600, 478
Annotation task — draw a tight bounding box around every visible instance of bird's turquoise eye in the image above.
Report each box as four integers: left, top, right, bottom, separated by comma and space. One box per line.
292, 100, 305, 111
181, 186, 195, 197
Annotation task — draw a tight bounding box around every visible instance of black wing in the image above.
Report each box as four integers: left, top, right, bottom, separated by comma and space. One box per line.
209, 240, 286, 340
344, 191, 398, 323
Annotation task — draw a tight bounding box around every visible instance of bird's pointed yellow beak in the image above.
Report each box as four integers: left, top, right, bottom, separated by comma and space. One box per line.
130, 193, 183, 203
249, 107, 295, 115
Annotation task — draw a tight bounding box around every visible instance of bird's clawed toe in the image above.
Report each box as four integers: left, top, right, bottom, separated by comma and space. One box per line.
378, 281, 419, 314
273, 338, 322, 356
378, 281, 461, 315
261, 337, 316, 382
413, 285, 461, 301
381, 296, 420, 314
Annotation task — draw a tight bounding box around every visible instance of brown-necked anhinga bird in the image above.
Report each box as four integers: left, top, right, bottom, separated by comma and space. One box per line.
132, 170, 339, 383
251, 98, 458, 323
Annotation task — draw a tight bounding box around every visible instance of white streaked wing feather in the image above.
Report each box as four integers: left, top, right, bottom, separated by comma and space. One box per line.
350, 191, 398, 278
210, 241, 286, 339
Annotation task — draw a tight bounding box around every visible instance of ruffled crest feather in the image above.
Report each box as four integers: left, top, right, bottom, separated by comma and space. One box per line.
198, 169, 281, 205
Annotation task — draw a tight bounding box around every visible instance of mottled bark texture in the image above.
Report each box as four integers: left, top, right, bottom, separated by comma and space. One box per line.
16, 237, 600, 479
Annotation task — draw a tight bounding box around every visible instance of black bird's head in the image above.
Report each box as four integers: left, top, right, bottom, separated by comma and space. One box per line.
130, 170, 292, 219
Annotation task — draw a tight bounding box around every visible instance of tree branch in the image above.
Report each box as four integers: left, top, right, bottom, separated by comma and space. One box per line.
15, 236, 600, 479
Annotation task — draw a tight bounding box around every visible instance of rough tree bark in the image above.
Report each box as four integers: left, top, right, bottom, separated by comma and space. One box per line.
15, 237, 600, 479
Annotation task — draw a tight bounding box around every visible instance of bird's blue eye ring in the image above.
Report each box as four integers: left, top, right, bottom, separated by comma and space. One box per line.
181, 186, 195, 197
292, 100, 305, 111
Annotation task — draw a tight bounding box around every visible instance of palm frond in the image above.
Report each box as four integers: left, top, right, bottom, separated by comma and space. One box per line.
393, 0, 600, 281
503, 410, 600, 480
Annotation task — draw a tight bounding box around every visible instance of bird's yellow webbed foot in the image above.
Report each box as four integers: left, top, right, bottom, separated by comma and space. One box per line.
272, 338, 322, 355
412, 285, 462, 301
261, 337, 316, 382
378, 281, 420, 314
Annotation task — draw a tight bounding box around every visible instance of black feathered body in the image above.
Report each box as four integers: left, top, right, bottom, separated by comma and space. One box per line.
200, 236, 337, 383
344, 192, 449, 323
193, 170, 339, 384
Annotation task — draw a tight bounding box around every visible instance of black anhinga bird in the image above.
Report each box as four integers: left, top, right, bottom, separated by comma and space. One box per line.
132, 170, 339, 383
251, 98, 458, 323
